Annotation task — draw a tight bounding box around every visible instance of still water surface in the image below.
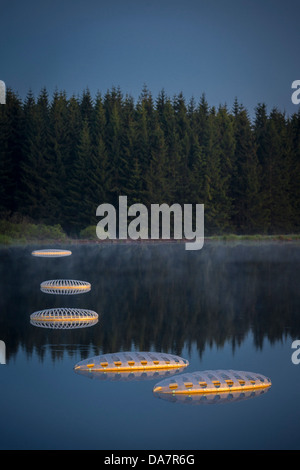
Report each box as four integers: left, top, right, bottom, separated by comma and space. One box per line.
0, 242, 299, 450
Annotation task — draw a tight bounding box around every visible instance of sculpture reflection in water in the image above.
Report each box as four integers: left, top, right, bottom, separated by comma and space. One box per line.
74, 368, 184, 382
154, 387, 271, 405
153, 369, 272, 405
74, 351, 189, 382
30, 308, 99, 329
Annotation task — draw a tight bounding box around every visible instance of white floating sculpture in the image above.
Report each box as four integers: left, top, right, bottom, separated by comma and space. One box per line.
40, 279, 91, 295
30, 307, 98, 329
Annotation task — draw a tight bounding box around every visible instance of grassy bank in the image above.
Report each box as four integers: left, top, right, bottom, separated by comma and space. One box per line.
208, 233, 300, 242
0, 220, 300, 246
0, 220, 68, 245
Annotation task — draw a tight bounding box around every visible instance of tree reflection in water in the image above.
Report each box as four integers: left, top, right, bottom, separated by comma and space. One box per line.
0, 242, 299, 363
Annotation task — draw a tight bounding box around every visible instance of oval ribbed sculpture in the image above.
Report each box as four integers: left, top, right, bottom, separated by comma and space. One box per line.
153, 369, 272, 396
74, 351, 189, 374
31, 249, 72, 257
30, 307, 98, 329
40, 279, 91, 295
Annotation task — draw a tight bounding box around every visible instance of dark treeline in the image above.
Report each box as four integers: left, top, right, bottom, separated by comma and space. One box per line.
0, 85, 299, 235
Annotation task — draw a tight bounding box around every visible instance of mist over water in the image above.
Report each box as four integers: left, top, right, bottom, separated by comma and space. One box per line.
0, 242, 299, 361
0, 242, 299, 450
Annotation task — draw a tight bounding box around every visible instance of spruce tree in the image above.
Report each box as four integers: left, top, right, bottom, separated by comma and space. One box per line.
105, 98, 122, 204
254, 103, 271, 232
232, 106, 263, 233
0, 89, 23, 217
66, 119, 93, 232
19, 90, 51, 222
173, 92, 191, 202
91, 92, 112, 205
214, 104, 236, 231
288, 110, 300, 231
48, 90, 70, 224
119, 102, 141, 205
80, 88, 94, 124
145, 123, 168, 205
265, 109, 292, 233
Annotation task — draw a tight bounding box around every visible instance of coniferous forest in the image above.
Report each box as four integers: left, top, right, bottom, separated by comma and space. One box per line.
0, 85, 299, 237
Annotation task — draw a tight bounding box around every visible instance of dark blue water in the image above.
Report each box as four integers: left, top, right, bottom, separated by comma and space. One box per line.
0, 242, 299, 450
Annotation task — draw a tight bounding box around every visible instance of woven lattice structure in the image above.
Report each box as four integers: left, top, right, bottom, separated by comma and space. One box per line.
40, 279, 91, 295
31, 249, 72, 257
30, 308, 98, 329
74, 351, 189, 373
153, 369, 272, 396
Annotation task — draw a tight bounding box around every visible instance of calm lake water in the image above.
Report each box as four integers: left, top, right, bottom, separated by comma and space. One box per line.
0, 241, 299, 450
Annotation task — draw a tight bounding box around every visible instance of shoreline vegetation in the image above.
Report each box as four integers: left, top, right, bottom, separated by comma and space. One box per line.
0, 220, 299, 246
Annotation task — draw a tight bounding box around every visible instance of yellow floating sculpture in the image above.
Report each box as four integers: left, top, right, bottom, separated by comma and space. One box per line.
31, 249, 72, 257
153, 369, 272, 396
74, 351, 189, 373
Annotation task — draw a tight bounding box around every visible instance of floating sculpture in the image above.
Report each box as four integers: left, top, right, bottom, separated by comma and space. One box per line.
74, 351, 189, 374
30, 307, 98, 329
40, 279, 91, 295
153, 370, 272, 396
31, 249, 72, 257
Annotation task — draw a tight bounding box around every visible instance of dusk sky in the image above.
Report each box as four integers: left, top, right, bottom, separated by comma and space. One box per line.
1, 0, 299, 117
